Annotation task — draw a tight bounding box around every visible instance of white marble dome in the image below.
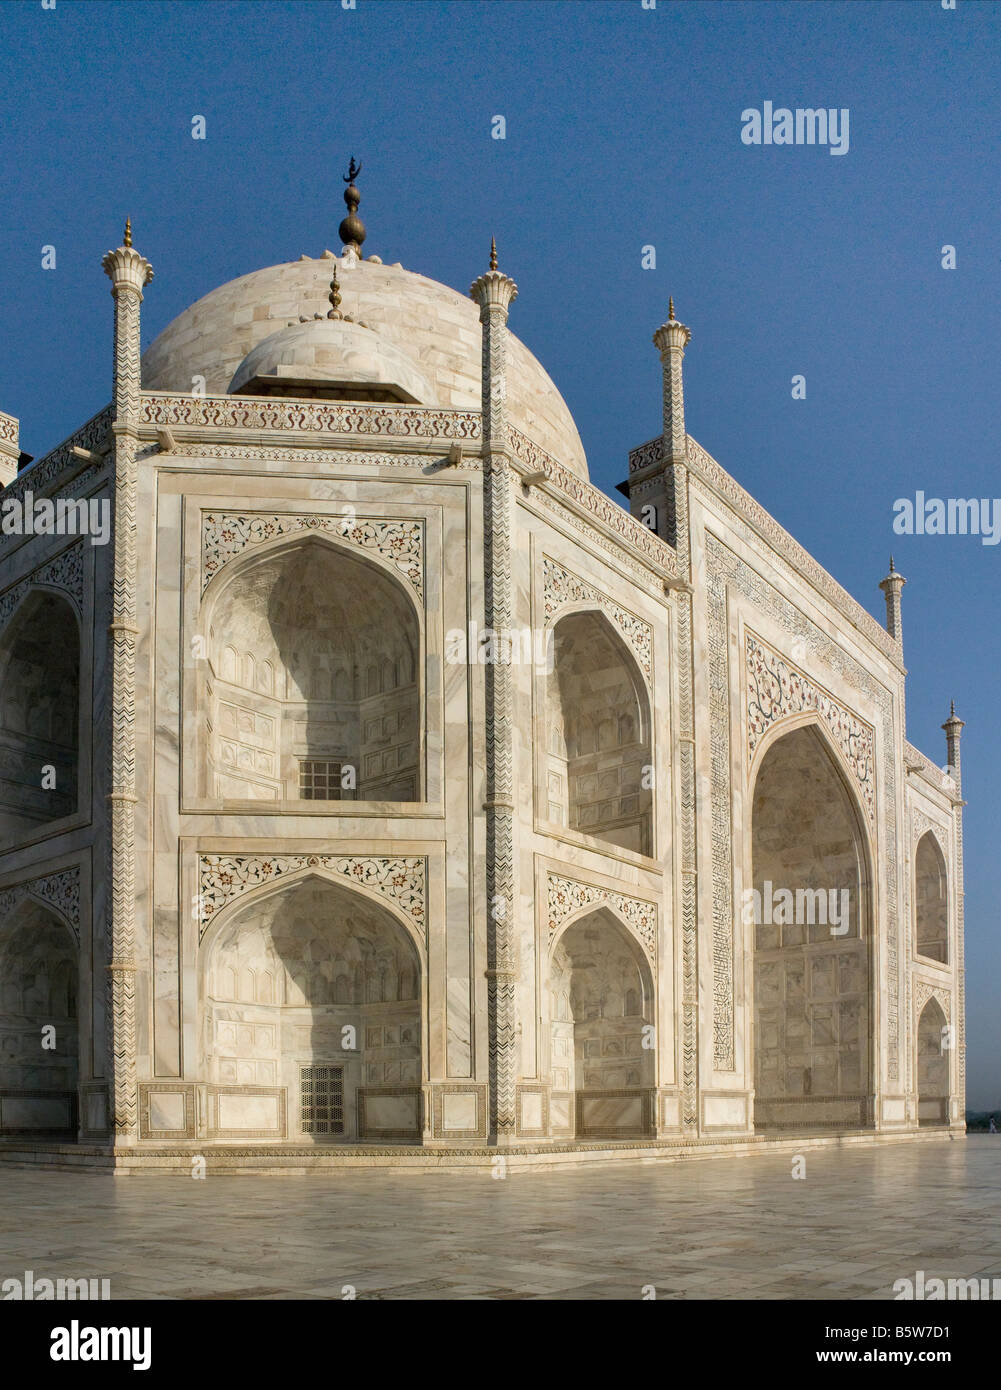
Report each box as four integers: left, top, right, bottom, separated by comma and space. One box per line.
228, 317, 435, 404
141, 254, 589, 478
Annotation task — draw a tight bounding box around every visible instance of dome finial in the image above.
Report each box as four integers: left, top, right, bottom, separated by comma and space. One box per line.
327, 263, 342, 318
339, 157, 366, 254
490, 237, 498, 272
123, 217, 132, 249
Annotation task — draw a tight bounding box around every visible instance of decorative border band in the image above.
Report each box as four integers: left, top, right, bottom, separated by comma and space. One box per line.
140, 393, 481, 441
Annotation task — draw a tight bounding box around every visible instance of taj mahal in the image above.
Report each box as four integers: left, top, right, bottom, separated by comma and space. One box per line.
0, 167, 966, 1170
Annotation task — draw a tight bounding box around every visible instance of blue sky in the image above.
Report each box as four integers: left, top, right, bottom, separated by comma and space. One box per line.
1, 0, 998, 1107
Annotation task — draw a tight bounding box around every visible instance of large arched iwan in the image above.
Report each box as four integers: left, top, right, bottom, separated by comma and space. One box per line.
748, 721, 874, 1132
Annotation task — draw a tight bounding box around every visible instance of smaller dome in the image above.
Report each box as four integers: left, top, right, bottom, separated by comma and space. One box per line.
228, 317, 435, 404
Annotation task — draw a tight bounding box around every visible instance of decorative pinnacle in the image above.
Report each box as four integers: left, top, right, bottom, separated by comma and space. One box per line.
102, 219, 154, 289
881, 554, 905, 587
653, 298, 691, 353
327, 264, 342, 318
469, 242, 518, 310
943, 699, 964, 727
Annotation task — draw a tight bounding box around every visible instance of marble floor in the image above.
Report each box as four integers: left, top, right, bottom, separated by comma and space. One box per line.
1, 1135, 999, 1300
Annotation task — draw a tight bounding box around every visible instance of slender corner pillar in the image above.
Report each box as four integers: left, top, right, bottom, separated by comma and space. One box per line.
942, 701, 964, 793
0, 412, 19, 488
942, 701, 966, 1121
101, 220, 153, 1144
651, 299, 692, 557
879, 556, 906, 648
470, 241, 519, 1142
652, 302, 700, 1135
880, 554, 907, 737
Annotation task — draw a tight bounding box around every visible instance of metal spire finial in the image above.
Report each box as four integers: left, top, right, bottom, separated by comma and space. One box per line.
668, 296, 675, 320
490, 237, 498, 272
123, 218, 132, 249
339, 157, 366, 252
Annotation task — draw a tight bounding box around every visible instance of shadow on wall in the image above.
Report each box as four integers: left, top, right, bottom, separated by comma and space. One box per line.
202, 875, 422, 1142
203, 537, 420, 805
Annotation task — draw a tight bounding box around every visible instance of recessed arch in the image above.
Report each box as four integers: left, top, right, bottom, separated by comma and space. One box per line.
200, 874, 423, 1142
915, 831, 948, 965
198, 533, 422, 804
198, 866, 428, 968
0, 587, 80, 844
0, 897, 79, 1136
916, 995, 950, 1126
749, 720, 874, 1132
549, 898, 655, 978
548, 906, 655, 1139
545, 608, 652, 855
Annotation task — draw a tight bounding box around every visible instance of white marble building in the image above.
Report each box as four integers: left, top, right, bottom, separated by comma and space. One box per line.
0, 176, 966, 1169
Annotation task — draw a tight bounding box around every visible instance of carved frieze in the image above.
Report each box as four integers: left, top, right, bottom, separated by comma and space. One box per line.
0, 867, 81, 943
914, 979, 951, 1022
746, 633, 876, 823
911, 808, 950, 847
197, 854, 427, 944
546, 872, 657, 960
542, 556, 652, 680
201, 511, 424, 601
140, 394, 481, 441
0, 543, 85, 627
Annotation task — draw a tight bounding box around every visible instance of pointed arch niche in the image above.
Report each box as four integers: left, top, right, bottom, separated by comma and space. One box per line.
549, 907, 655, 1138
545, 609, 652, 855
749, 720, 874, 1132
198, 535, 422, 804
0, 589, 80, 843
0, 897, 78, 1136
916, 995, 950, 1126
914, 832, 948, 965
201, 874, 423, 1141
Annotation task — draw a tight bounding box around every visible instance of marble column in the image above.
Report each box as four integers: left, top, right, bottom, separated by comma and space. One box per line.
470, 244, 519, 1141
653, 302, 700, 1133
942, 701, 966, 1122
101, 222, 153, 1143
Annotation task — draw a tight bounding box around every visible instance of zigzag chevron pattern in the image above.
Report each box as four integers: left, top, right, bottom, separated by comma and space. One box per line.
105, 276, 144, 1140
475, 286, 519, 1136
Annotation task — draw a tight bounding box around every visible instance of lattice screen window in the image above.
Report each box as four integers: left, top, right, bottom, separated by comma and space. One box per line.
299, 759, 352, 800
300, 1066, 344, 1135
